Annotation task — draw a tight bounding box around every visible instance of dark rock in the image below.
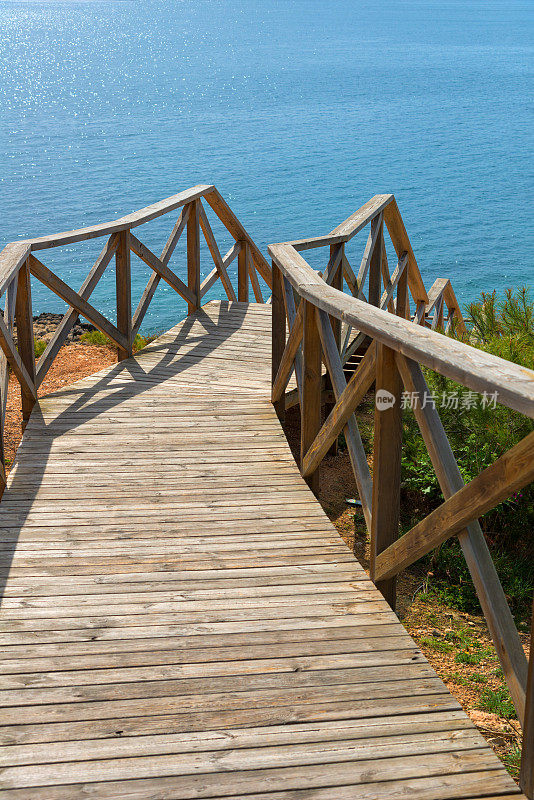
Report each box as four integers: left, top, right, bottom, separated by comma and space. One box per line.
25, 313, 98, 344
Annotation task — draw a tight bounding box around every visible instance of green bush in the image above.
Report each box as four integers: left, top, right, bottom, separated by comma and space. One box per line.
80, 330, 112, 348
80, 330, 157, 352
34, 338, 47, 358
400, 287, 534, 620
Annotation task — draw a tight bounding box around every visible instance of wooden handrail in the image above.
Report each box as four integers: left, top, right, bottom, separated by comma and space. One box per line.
0, 184, 271, 498
269, 242, 534, 417
20, 185, 213, 250
268, 197, 534, 794
0, 242, 31, 298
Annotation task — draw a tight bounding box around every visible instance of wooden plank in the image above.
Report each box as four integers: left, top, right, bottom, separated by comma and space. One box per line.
0, 277, 17, 487
300, 299, 322, 493
268, 243, 534, 418
368, 214, 383, 306
26, 185, 212, 250
202, 188, 272, 287
271, 303, 302, 404
129, 232, 195, 306
315, 309, 373, 530
0, 310, 36, 406
131, 205, 190, 336
238, 241, 249, 301
248, 251, 264, 303
186, 200, 201, 314
199, 242, 241, 299
283, 275, 304, 406
0, 750, 513, 798
382, 197, 429, 305
27, 255, 128, 352
198, 202, 237, 302
160, 203, 190, 266
370, 343, 402, 608
329, 195, 393, 242
272, 263, 286, 421
520, 597, 534, 798
302, 341, 376, 477
115, 229, 132, 361
443, 280, 468, 337
13, 261, 37, 426
324, 244, 343, 455
36, 233, 120, 386
0, 242, 31, 297
380, 252, 408, 311
375, 428, 534, 583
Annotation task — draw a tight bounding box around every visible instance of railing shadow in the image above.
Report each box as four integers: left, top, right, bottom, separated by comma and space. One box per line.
0, 301, 252, 602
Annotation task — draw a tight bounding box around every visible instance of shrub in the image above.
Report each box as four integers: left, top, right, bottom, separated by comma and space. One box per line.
400, 287, 534, 621
80, 330, 112, 348
80, 330, 158, 352
34, 338, 47, 358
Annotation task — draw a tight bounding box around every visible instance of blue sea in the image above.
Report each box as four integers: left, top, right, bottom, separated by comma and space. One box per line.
0, 0, 532, 332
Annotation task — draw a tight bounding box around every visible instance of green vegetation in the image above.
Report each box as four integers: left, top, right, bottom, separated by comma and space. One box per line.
478, 686, 517, 720
419, 636, 453, 653
80, 330, 157, 352
79, 330, 111, 347
34, 338, 47, 358
400, 287, 534, 621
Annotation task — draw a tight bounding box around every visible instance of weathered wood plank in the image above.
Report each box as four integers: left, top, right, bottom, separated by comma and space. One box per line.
268, 243, 534, 417
370, 343, 402, 608
0, 301, 520, 799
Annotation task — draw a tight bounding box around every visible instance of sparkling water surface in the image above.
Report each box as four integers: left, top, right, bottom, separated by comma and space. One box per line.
1, 0, 532, 332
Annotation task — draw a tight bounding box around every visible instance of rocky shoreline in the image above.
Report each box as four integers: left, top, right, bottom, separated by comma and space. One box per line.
30, 313, 98, 344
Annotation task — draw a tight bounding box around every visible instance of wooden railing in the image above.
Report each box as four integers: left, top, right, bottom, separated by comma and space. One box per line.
268, 195, 534, 797
0, 184, 271, 493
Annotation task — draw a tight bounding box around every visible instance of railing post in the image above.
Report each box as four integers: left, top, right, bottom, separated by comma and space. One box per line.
187, 200, 201, 315
520, 597, 534, 799
238, 242, 249, 302
15, 259, 36, 430
368, 214, 383, 307
115, 229, 132, 362
271, 263, 285, 422
301, 299, 322, 495
325, 243, 343, 455
370, 342, 402, 609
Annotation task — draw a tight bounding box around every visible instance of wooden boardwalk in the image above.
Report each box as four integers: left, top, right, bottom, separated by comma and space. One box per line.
0, 302, 524, 798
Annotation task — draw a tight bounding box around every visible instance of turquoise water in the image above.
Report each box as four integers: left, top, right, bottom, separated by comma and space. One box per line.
1, 0, 532, 332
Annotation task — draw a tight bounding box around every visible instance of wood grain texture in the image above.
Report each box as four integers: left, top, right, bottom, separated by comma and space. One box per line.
14, 262, 37, 426
25, 185, 213, 251
370, 343, 402, 608
28, 255, 128, 352
520, 597, 534, 798
115, 229, 132, 362
186, 200, 201, 314
0, 301, 523, 799
301, 300, 322, 494
392, 354, 528, 722
238, 241, 250, 302
375, 428, 534, 584
36, 234, 120, 386
0, 243, 31, 297
268, 242, 534, 417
